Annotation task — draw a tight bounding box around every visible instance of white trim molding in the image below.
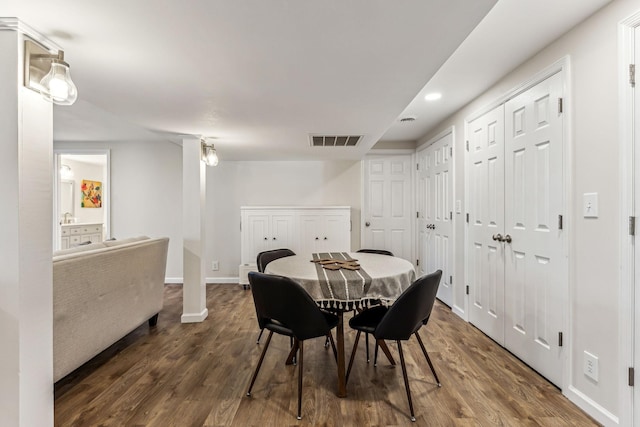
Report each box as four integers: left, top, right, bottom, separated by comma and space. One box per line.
565, 386, 620, 427
618, 10, 640, 427
180, 308, 209, 324
0, 17, 62, 52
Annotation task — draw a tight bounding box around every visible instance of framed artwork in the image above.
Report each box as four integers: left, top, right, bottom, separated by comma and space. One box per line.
81, 179, 102, 208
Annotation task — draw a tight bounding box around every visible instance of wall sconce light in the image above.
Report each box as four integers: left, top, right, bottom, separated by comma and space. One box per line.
60, 164, 74, 180
201, 138, 219, 167
24, 40, 78, 106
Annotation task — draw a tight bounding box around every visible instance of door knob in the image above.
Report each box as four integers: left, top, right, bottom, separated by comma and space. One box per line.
492, 234, 503, 241
503, 234, 512, 243
365, 221, 371, 227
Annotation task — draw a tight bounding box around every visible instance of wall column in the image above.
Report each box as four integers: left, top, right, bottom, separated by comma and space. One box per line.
181, 138, 208, 322
0, 22, 54, 426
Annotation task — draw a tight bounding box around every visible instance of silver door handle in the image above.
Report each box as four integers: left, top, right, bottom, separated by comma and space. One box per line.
365, 221, 370, 227
492, 234, 503, 241
503, 234, 512, 243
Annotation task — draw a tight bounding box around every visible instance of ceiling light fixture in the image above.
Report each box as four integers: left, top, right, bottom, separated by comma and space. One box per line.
201, 138, 219, 167
424, 92, 442, 101
60, 164, 74, 180
24, 40, 78, 106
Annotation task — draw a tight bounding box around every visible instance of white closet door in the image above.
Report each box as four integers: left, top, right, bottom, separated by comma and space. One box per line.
504, 72, 564, 386
417, 132, 454, 306
362, 155, 413, 261
467, 104, 506, 345
416, 149, 430, 278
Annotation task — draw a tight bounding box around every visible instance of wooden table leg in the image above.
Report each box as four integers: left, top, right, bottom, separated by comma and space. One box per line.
378, 339, 396, 365
336, 311, 347, 397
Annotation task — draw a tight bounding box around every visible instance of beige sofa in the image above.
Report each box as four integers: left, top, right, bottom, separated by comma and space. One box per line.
53, 236, 169, 381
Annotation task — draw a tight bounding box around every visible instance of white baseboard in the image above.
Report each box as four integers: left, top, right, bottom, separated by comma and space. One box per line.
164, 277, 240, 284
207, 277, 240, 284
564, 385, 619, 426
181, 308, 209, 323
452, 304, 466, 320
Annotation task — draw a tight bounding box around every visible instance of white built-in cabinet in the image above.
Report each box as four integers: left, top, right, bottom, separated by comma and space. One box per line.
60, 223, 103, 249
239, 206, 351, 284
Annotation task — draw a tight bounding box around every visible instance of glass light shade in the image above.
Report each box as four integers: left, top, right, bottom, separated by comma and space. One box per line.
204, 146, 219, 166
60, 164, 74, 179
40, 61, 78, 106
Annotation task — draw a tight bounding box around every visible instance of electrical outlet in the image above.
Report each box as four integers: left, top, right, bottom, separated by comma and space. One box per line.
583, 351, 599, 382
211, 261, 219, 271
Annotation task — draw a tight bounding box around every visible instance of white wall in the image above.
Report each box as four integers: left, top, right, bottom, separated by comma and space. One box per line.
54, 140, 184, 278
51, 143, 363, 282
418, 0, 639, 422
205, 160, 362, 278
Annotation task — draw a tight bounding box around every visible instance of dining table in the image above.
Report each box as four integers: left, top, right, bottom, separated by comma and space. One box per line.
264, 251, 416, 397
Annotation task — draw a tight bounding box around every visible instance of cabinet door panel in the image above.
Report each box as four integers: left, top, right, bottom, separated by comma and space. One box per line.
270, 214, 295, 250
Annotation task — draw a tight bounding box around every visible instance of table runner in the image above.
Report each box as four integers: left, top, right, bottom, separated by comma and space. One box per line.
312, 252, 375, 310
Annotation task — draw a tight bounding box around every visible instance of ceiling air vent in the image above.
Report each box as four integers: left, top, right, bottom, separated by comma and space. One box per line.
310, 135, 362, 147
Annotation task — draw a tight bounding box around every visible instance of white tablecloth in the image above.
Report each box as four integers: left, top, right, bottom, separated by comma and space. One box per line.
265, 252, 416, 310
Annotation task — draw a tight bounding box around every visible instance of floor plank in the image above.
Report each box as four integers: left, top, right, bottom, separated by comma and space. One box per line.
54, 284, 600, 426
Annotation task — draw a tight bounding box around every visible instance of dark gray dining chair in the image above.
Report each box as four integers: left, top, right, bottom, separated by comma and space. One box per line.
355, 248, 394, 362
254, 248, 295, 344
356, 248, 394, 256
346, 269, 443, 422
246, 272, 339, 420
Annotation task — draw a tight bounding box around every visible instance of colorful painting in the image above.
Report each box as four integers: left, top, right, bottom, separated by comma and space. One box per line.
81, 180, 102, 208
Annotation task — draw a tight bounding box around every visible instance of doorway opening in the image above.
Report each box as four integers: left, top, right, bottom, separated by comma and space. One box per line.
53, 149, 110, 250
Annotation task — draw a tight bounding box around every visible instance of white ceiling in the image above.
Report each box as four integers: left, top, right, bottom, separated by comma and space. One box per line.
3, 0, 611, 161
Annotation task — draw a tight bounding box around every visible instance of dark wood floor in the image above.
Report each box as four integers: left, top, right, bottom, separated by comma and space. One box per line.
54, 284, 599, 426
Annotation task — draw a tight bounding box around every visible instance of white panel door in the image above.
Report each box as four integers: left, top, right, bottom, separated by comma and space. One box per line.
503, 72, 564, 386
363, 155, 413, 261
467, 104, 506, 345
417, 132, 454, 306
416, 149, 430, 278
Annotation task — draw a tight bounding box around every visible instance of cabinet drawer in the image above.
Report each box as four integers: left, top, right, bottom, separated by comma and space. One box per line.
70, 227, 81, 235
61, 228, 70, 236
70, 236, 81, 245
78, 225, 101, 234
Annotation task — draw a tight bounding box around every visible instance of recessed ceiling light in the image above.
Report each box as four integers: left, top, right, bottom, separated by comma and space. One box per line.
425, 92, 442, 101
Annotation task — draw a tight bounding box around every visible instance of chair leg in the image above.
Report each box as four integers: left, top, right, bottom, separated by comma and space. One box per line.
346, 331, 361, 383
373, 340, 379, 367
297, 340, 304, 420
365, 333, 370, 363
324, 336, 330, 348
397, 340, 416, 422
256, 328, 264, 344
247, 331, 273, 397
414, 331, 441, 387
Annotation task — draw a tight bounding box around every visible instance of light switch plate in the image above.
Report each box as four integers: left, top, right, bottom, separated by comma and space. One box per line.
583, 193, 598, 218
456, 200, 462, 214
584, 351, 599, 382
